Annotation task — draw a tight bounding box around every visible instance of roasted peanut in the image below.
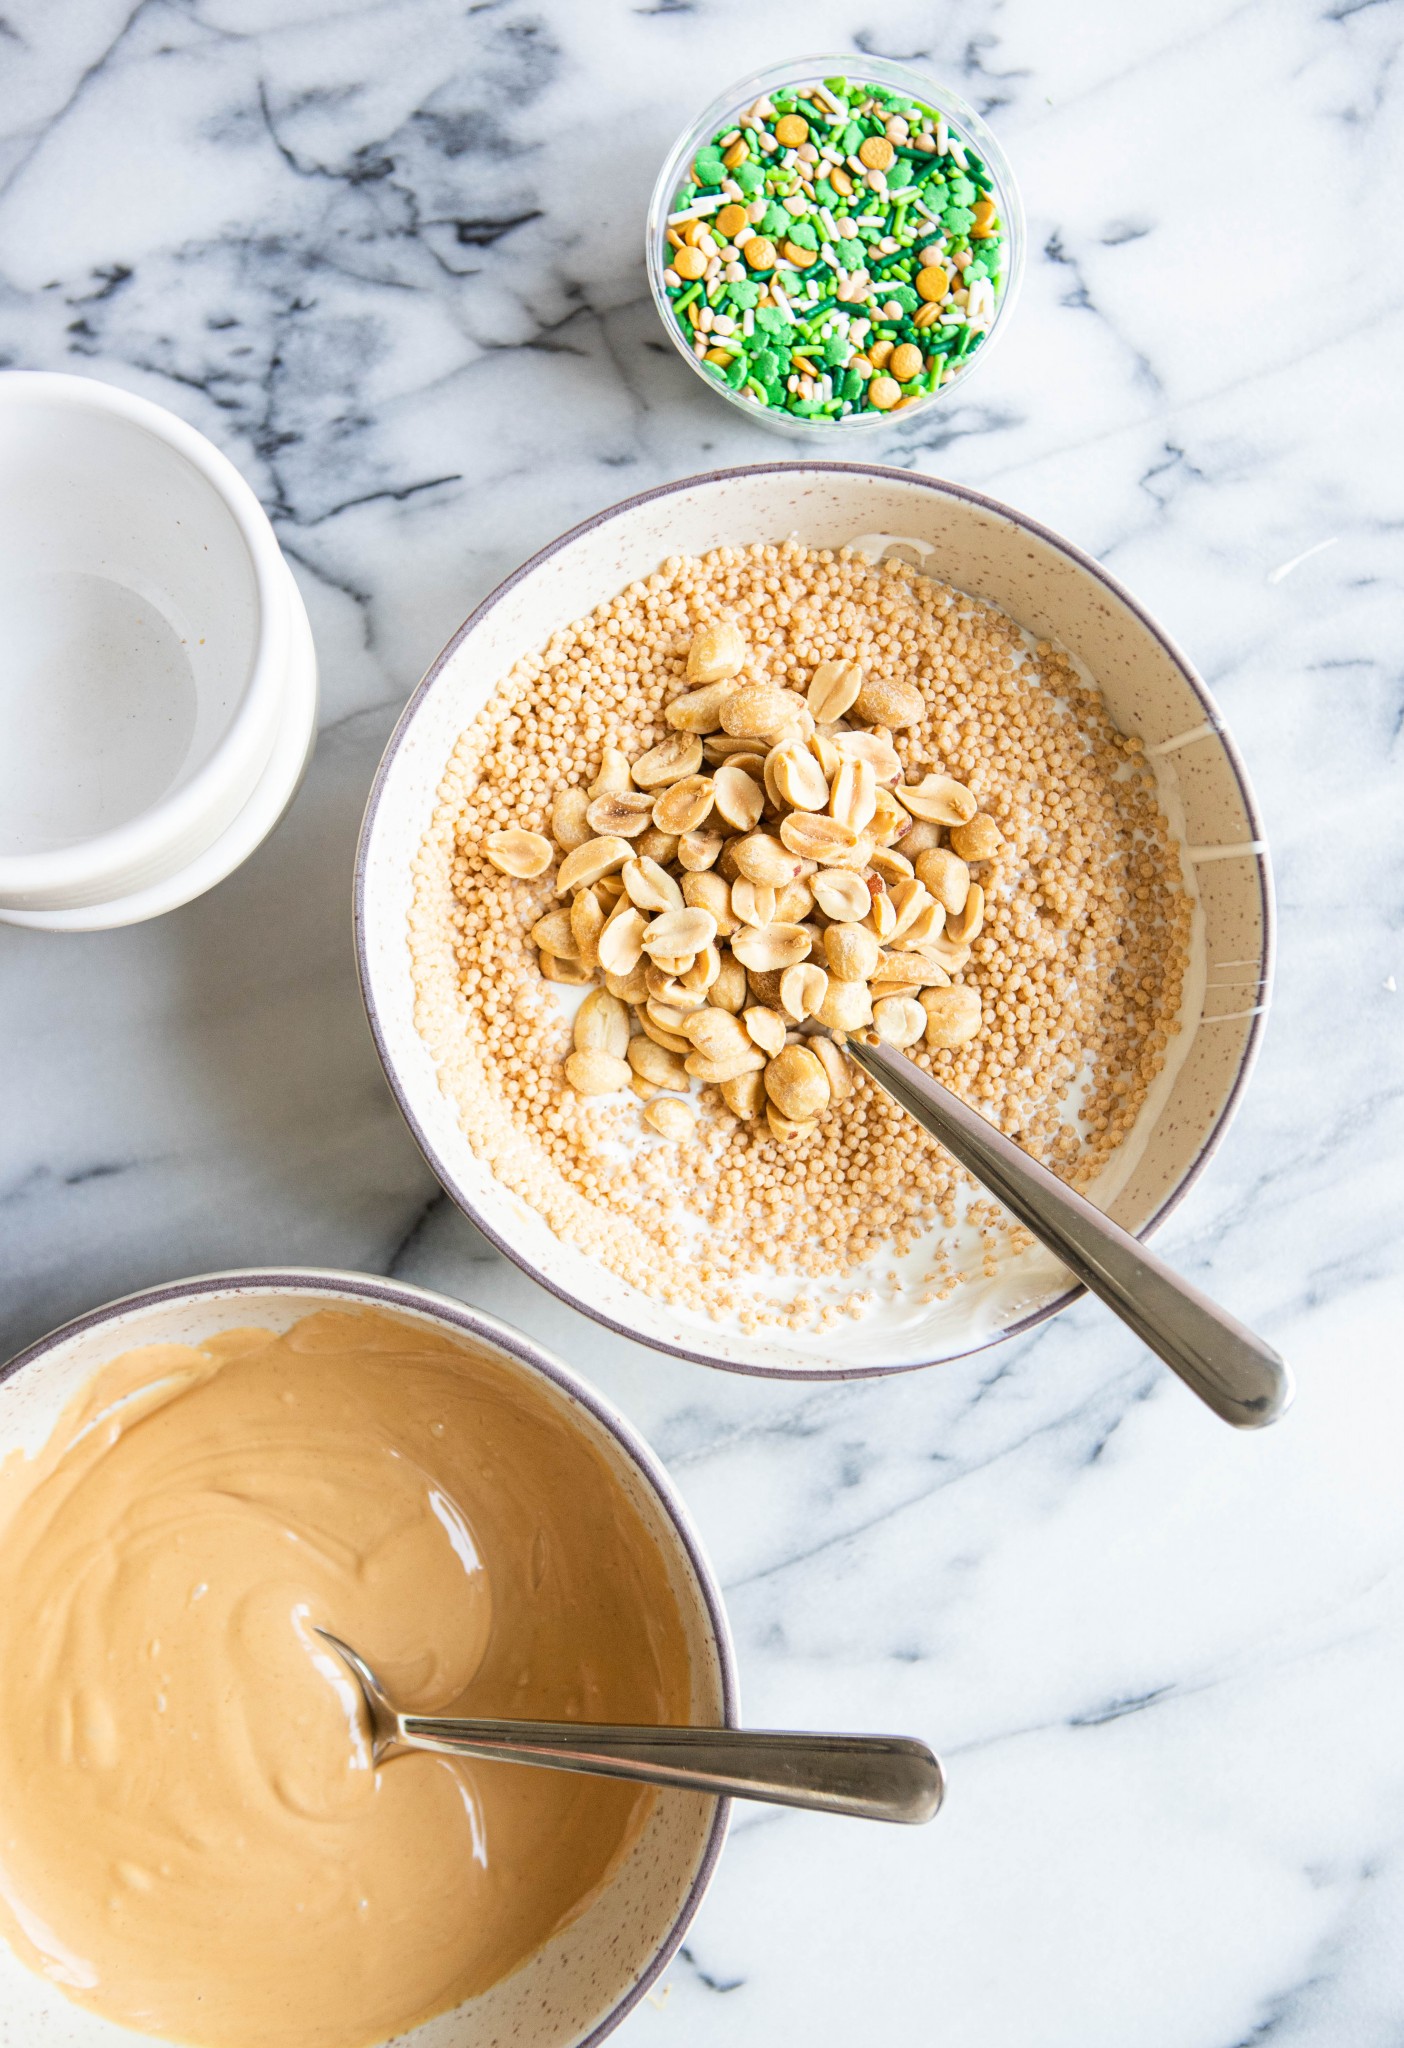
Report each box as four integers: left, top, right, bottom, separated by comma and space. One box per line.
677, 828, 725, 872
631, 731, 704, 789
652, 775, 715, 836
763, 1045, 831, 1122
712, 762, 765, 832
484, 828, 553, 879
810, 871, 871, 922
742, 1005, 787, 1056
644, 1097, 696, 1141
641, 906, 716, 959
949, 813, 1003, 861
921, 984, 982, 1048
720, 1070, 765, 1118
806, 659, 863, 723
854, 675, 923, 728
779, 963, 828, 1022
556, 835, 632, 895
730, 923, 813, 972
822, 921, 880, 982
550, 787, 592, 852
873, 996, 927, 1048
626, 1036, 690, 1089
570, 885, 605, 971
573, 987, 629, 1058
914, 847, 971, 914
564, 1049, 630, 1095
587, 788, 657, 839
685, 618, 746, 683
666, 679, 735, 731
896, 774, 978, 826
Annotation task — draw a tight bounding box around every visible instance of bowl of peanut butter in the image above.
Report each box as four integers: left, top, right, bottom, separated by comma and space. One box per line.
0, 1268, 734, 2048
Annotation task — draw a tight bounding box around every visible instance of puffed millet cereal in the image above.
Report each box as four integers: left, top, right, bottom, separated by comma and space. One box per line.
409, 543, 1192, 1334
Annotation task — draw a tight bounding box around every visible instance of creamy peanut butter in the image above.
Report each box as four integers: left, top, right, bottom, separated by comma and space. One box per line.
0, 1308, 692, 2048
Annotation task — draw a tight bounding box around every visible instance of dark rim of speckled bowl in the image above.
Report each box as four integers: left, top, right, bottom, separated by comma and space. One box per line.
0, 1266, 736, 2048
354, 462, 1275, 1384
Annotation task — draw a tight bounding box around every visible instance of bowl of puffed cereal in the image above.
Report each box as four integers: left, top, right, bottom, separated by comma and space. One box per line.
356, 465, 1271, 1379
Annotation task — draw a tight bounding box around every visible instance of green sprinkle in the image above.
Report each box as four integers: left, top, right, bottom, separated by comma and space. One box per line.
726, 279, 761, 309
672, 281, 702, 314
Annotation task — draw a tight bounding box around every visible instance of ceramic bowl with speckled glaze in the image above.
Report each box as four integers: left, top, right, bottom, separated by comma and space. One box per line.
357, 465, 1272, 1380
0, 1269, 734, 2048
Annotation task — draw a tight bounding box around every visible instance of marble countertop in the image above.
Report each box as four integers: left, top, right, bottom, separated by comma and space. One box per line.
2, 1, 1403, 2041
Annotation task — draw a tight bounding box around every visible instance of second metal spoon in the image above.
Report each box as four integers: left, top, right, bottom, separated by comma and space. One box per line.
316, 1631, 943, 1825
838, 1031, 1292, 1430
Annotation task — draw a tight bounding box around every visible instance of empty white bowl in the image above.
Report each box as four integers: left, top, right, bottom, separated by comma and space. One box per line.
0, 372, 318, 930
0, 1268, 734, 2048
357, 464, 1272, 1379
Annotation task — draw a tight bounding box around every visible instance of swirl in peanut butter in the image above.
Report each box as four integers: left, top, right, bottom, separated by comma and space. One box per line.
0, 1309, 692, 2047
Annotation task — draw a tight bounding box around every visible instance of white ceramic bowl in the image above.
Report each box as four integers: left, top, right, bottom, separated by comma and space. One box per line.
0, 1269, 734, 2048
357, 464, 1272, 1379
0, 372, 318, 930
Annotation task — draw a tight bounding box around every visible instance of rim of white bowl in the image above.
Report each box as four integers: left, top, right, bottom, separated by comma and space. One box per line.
354, 463, 1275, 1382
0, 566, 319, 931
0, 1265, 737, 2048
0, 372, 293, 906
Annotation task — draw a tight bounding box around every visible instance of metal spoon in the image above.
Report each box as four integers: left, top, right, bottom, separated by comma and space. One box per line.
316, 1630, 943, 1824
835, 1031, 1292, 1430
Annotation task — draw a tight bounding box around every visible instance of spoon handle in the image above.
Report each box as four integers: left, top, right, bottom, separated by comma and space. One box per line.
841, 1034, 1292, 1430
396, 1715, 943, 1823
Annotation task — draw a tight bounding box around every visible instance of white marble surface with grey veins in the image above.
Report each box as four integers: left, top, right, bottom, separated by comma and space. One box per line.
2, 0, 1403, 2041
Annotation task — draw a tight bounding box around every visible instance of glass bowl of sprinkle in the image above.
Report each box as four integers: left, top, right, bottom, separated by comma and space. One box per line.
646, 56, 1024, 436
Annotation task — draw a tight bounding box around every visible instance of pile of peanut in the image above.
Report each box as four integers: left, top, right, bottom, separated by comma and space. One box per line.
484, 617, 1002, 1144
